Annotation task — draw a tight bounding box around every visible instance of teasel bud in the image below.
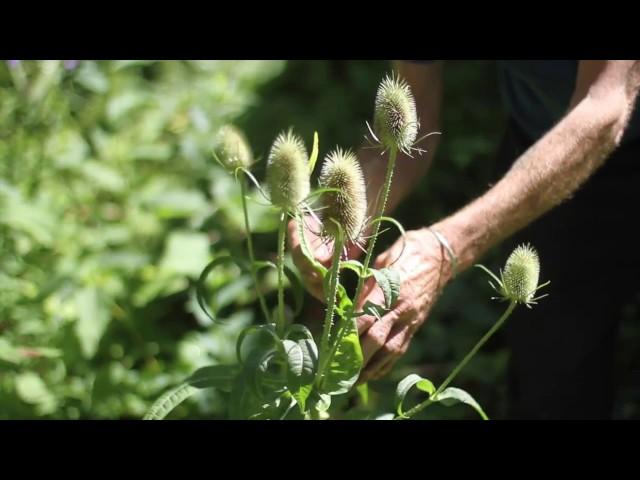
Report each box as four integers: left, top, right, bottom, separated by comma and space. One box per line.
214, 125, 254, 171
373, 74, 419, 154
319, 148, 367, 242
266, 130, 310, 211
501, 244, 541, 305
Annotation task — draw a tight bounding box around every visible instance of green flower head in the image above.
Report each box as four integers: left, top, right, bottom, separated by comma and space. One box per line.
266, 130, 310, 211
476, 243, 550, 308
373, 74, 419, 155
214, 125, 253, 171
318, 148, 367, 242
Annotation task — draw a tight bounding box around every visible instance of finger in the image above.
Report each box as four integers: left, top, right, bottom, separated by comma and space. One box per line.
362, 355, 396, 382
360, 323, 410, 381
360, 314, 395, 366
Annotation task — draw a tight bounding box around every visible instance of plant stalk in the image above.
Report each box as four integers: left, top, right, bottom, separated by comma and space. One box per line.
240, 176, 271, 323
398, 301, 517, 420
320, 146, 398, 378
276, 210, 288, 337
316, 230, 344, 386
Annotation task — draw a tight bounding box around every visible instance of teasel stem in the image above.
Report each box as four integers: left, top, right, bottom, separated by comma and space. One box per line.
353, 146, 397, 307
316, 227, 345, 386
275, 210, 289, 337
397, 301, 517, 420
320, 146, 399, 384
240, 176, 271, 324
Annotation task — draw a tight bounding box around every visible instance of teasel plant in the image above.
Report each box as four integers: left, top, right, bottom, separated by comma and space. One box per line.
316, 73, 436, 386
393, 243, 550, 420
313, 148, 368, 389
210, 125, 271, 324
143, 74, 547, 421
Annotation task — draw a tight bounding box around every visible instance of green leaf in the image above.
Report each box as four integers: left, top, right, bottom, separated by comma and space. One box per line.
236, 323, 279, 364
370, 268, 401, 309
160, 231, 210, 277
362, 301, 386, 320
395, 373, 436, 417
195, 256, 234, 324
244, 345, 280, 399
340, 259, 366, 277
143, 383, 198, 420
308, 131, 319, 174
186, 364, 239, 391
289, 338, 318, 411
0, 338, 21, 364
74, 287, 111, 359
282, 339, 304, 378
15, 372, 55, 406
369, 216, 407, 239
433, 387, 489, 420
285, 324, 314, 342
322, 316, 363, 395
143, 364, 240, 420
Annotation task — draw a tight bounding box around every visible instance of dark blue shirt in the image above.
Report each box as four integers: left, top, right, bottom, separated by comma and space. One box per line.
417, 61, 640, 145
497, 60, 640, 145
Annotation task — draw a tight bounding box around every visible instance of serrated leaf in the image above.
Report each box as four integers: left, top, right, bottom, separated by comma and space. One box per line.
282, 339, 304, 378
433, 387, 489, 420
195, 256, 234, 324
144, 364, 240, 420
143, 383, 197, 420
395, 373, 436, 417
370, 268, 401, 309
290, 338, 318, 411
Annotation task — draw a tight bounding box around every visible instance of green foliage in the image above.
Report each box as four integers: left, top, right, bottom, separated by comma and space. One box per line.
6, 60, 636, 419
0, 60, 285, 419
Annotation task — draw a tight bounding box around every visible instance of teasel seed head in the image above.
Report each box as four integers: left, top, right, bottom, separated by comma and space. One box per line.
501, 244, 541, 305
214, 124, 254, 171
319, 148, 367, 242
266, 130, 310, 211
373, 74, 419, 154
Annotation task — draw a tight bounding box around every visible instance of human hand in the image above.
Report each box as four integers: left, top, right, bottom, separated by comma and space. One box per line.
355, 227, 453, 383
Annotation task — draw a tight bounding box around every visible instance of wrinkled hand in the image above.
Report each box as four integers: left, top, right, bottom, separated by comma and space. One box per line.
288, 215, 362, 302
356, 228, 453, 383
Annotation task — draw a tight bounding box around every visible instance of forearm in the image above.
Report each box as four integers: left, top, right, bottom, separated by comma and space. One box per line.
435, 91, 634, 272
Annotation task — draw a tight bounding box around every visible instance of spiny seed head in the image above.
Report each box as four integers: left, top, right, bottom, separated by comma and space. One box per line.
214, 125, 253, 171
501, 244, 541, 304
319, 148, 367, 242
266, 130, 310, 210
373, 74, 419, 154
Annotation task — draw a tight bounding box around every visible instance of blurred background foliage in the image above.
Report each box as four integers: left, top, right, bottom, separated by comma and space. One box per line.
1, 60, 638, 419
